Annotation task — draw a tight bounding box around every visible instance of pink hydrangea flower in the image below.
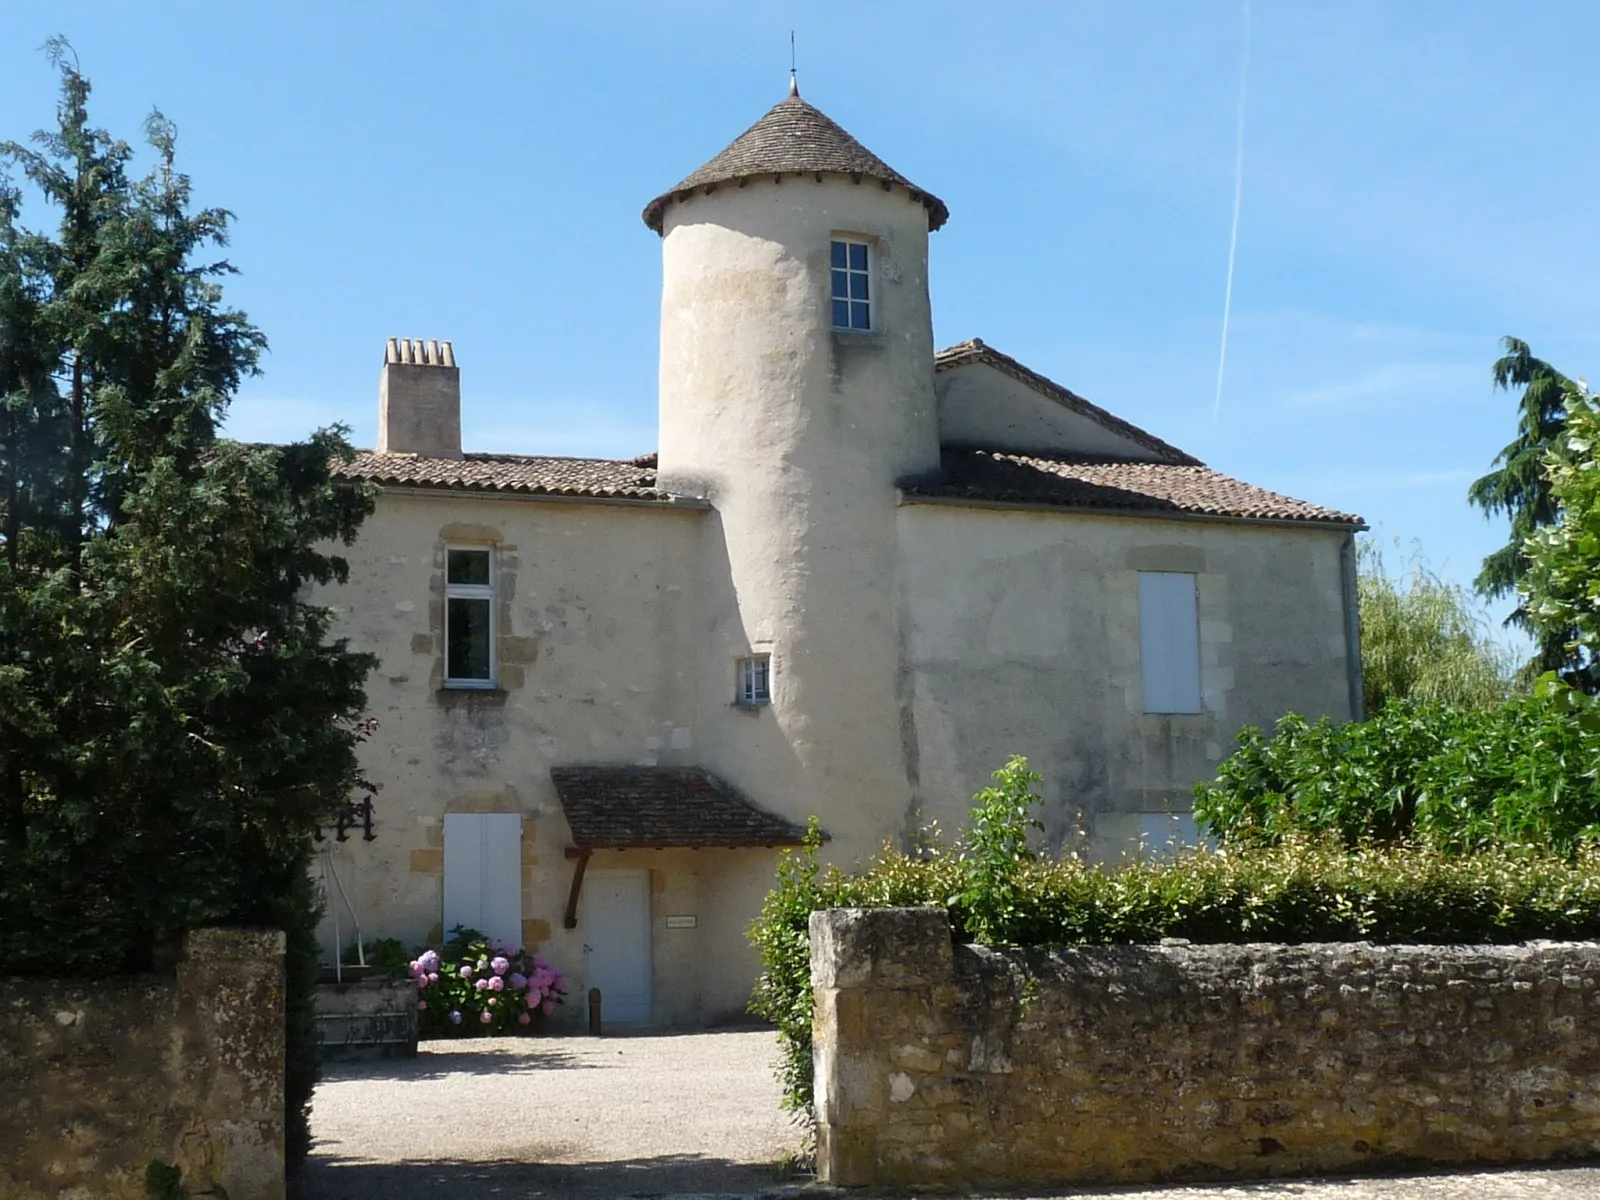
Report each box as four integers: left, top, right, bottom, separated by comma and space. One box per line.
417, 1000, 428, 1011
474, 978, 489, 991
490, 956, 510, 976
480, 1010, 493, 1024
517, 1012, 531, 1026
418, 950, 441, 973
428, 972, 439, 984
541, 1000, 555, 1015
488, 976, 504, 992
459, 965, 473, 981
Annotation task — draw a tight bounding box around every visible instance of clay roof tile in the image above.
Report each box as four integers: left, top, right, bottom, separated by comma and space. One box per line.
642, 93, 947, 234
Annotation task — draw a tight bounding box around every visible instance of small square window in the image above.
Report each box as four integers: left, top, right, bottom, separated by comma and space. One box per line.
736, 655, 771, 706
829, 239, 872, 331
445, 547, 496, 688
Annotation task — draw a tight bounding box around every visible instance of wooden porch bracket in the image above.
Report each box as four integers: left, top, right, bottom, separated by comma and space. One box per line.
563, 846, 592, 929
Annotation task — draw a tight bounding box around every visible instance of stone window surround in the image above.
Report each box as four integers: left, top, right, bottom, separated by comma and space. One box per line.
420, 523, 537, 698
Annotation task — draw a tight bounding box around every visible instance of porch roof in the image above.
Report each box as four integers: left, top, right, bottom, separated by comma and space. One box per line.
550, 766, 809, 850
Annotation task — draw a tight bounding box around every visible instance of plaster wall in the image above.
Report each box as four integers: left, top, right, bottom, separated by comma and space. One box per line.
935, 360, 1161, 458
317, 490, 766, 1024
656, 176, 939, 869
896, 503, 1353, 858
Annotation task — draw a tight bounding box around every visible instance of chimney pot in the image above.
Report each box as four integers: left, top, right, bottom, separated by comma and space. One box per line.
378, 337, 462, 459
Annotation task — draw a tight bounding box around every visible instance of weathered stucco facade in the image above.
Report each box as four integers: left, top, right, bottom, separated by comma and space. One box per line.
314, 87, 1363, 1026
898, 505, 1354, 858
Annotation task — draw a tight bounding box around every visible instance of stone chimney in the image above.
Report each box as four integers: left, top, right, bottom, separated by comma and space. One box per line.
378, 338, 461, 459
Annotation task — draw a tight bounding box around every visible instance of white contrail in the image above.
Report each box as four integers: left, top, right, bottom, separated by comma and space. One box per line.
1213, 0, 1252, 422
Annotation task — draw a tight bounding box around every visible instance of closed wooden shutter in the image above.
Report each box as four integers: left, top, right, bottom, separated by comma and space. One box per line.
442, 813, 523, 948
1138, 572, 1202, 714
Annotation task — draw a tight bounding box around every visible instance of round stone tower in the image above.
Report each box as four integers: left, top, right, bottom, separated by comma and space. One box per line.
644, 85, 948, 856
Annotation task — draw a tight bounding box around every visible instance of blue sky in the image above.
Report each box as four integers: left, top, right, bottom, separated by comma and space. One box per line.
6, 2, 1599, 647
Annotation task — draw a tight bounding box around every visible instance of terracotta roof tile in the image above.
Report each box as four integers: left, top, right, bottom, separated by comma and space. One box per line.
935, 338, 1200, 466
908, 449, 1365, 527
335, 451, 684, 502
550, 767, 809, 849
643, 93, 947, 233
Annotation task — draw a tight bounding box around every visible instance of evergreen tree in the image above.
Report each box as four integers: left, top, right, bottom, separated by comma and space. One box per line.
0, 43, 375, 1163
1523, 382, 1600, 679
1467, 336, 1587, 684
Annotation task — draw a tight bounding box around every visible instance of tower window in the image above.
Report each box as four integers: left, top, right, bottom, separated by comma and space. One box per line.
736, 654, 771, 706
830, 239, 872, 331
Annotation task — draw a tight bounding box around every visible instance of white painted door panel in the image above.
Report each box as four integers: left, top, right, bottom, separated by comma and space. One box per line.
583, 869, 652, 1023
442, 813, 523, 949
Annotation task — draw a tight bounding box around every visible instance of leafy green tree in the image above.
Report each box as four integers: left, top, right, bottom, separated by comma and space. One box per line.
1468, 336, 1588, 683
1357, 538, 1513, 714
0, 44, 374, 1164
1523, 382, 1600, 676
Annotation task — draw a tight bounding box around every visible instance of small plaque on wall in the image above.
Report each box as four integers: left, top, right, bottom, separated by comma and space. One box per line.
665, 915, 697, 929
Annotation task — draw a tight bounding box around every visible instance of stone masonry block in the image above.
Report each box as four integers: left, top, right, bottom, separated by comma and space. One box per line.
811, 907, 953, 991
409, 848, 443, 874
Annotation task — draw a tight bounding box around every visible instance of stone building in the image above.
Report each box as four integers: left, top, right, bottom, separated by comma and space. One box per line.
318, 86, 1365, 1026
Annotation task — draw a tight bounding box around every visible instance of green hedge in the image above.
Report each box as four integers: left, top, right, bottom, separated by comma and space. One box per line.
1193, 682, 1600, 852
749, 757, 1600, 1115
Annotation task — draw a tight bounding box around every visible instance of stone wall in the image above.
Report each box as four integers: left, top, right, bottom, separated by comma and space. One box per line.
811, 907, 1600, 1189
0, 928, 286, 1200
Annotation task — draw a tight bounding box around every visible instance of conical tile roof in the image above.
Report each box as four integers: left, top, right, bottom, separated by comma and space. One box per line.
642, 90, 948, 234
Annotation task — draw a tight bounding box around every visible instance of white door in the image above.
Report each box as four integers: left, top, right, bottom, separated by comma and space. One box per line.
442, 813, 523, 949
583, 869, 652, 1024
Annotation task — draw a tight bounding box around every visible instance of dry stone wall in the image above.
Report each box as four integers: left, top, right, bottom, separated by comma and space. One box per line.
0, 927, 285, 1200
811, 907, 1600, 1189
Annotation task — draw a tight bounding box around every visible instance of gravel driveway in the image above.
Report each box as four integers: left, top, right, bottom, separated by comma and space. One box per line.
296, 1028, 802, 1199
297, 1028, 1600, 1200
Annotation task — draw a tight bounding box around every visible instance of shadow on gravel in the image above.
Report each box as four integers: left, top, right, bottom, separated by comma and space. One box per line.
319, 1045, 586, 1082
294, 1153, 792, 1200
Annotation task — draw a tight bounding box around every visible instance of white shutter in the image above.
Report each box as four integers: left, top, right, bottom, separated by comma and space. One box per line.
1138, 572, 1202, 714
442, 813, 523, 948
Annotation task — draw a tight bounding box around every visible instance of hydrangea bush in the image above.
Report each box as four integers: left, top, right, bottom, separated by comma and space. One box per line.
410, 926, 567, 1037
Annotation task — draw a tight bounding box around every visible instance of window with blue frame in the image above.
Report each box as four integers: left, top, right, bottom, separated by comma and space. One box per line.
830, 239, 872, 331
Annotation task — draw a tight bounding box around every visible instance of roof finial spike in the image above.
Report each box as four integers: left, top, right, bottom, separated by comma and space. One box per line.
788, 30, 799, 97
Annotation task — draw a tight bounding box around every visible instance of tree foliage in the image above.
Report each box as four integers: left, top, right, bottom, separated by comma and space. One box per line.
1523, 383, 1600, 674
1357, 538, 1513, 713
1468, 336, 1589, 684
0, 46, 374, 1164
1192, 681, 1600, 854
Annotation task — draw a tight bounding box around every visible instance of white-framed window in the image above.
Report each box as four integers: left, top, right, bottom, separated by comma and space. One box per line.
830, 238, 872, 331
736, 654, 771, 706
1137, 571, 1201, 714
444, 546, 496, 688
